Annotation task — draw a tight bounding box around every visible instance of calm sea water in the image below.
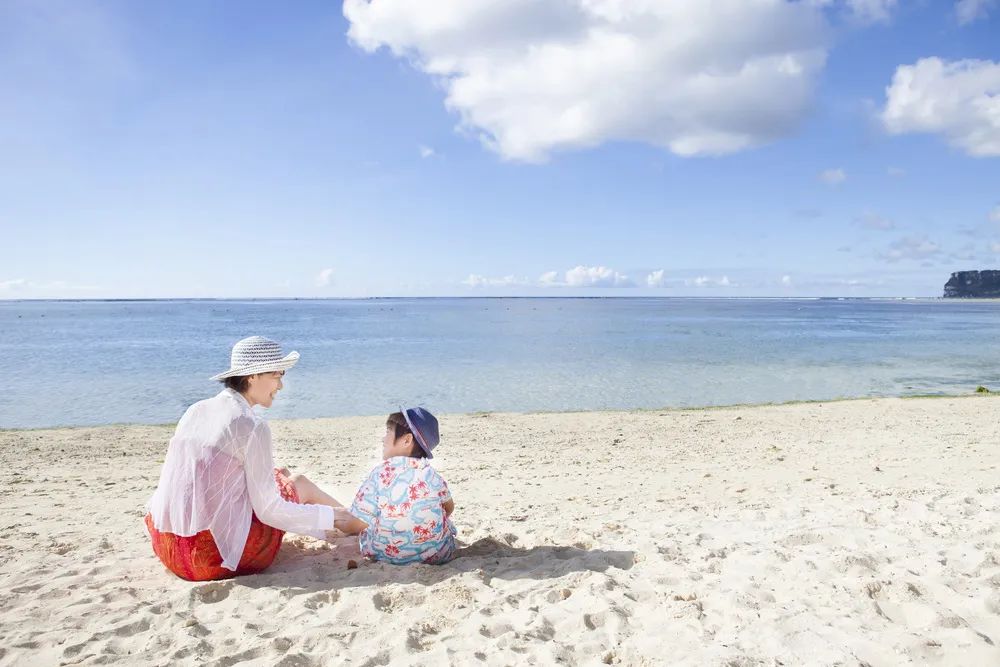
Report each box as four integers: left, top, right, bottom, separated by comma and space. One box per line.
2, 298, 999, 428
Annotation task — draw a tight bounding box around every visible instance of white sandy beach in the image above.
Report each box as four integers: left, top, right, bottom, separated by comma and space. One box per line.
2, 396, 999, 666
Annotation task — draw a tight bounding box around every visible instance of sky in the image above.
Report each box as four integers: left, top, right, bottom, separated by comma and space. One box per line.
0, 0, 998, 299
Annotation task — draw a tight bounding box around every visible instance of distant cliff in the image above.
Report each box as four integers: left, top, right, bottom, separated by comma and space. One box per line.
943, 270, 1000, 298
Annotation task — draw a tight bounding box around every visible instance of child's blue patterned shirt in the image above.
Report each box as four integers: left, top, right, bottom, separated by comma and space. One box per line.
349, 456, 456, 565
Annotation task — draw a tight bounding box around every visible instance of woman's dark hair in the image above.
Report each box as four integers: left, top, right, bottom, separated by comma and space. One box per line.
386, 412, 427, 458
222, 375, 251, 393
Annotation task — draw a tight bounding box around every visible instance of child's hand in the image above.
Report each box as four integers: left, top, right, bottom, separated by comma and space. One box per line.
443, 499, 455, 517
333, 508, 369, 535
276, 466, 292, 477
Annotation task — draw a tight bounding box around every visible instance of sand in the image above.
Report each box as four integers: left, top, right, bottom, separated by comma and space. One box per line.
1, 396, 999, 666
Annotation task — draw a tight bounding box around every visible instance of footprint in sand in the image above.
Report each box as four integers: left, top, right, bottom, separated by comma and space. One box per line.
584, 612, 606, 630
405, 622, 440, 651
372, 587, 426, 613
191, 580, 233, 605
478, 622, 514, 638
303, 591, 338, 610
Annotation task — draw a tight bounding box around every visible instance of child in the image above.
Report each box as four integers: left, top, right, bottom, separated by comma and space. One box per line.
342, 407, 456, 565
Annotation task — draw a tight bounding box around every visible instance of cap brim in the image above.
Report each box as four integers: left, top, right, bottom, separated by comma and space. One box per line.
209, 351, 299, 381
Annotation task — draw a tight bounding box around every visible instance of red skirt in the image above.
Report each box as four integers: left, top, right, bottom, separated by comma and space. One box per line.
145, 469, 300, 581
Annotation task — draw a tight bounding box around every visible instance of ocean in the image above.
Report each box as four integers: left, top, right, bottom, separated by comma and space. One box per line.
2, 297, 999, 428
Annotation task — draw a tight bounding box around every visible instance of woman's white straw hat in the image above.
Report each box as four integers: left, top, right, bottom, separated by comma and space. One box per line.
210, 336, 300, 381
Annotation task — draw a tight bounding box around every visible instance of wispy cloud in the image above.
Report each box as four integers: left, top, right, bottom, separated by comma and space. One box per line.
0, 278, 100, 296
880, 236, 943, 263
856, 211, 896, 230
844, 0, 898, 24
315, 268, 334, 287
685, 275, 735, 288
956, 0, 996, 24
419, 145, 435, 159
462, 274, 529, 288
819, 168, 846, 185
0, 278, 28, 291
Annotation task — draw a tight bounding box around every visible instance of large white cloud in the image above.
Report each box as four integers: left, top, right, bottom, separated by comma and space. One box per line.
344, 0, 829, 161
881, 57, 1000, 157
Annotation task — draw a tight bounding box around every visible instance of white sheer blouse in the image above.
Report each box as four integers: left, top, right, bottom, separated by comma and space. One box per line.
147, 388, 333, 571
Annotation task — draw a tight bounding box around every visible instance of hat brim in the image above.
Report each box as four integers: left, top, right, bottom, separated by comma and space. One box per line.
401, 406, 433, 459
209, 351, 300, 381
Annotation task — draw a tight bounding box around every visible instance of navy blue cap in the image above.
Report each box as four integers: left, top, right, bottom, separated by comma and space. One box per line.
400, 406, 439, 459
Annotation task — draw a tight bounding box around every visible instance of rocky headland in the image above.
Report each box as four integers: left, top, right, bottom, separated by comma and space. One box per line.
943, 270, 1000, 298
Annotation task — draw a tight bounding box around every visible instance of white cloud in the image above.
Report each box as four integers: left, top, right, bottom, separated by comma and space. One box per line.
781, 274, 793, 286
315, 268, 334, 287
565, 265, 633, 287
856, 211, 895, 230
686, 275, 734, 288
646, 269, 667, 288
0, 278, 99, 296
881, 236, 942, 263
344, 0, 829, 162
881, 57, 1000, 157
419, 145, 435, 158
819, 168, 846, 185
886, 166, 905, 177
537, 266, 633, 287
539, 270, 560, 286
991, 242, 1000, 253
990, 205, 1000, 222
462, 274, 528, 287
956, 0, 996, 24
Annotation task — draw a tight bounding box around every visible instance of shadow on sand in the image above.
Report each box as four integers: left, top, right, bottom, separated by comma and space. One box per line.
234, 536, 636, 594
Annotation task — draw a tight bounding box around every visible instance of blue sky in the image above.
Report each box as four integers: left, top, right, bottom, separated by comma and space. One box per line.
1, 0, 998, 298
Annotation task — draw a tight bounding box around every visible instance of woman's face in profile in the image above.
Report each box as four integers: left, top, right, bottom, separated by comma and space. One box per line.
247, 371, 285, 408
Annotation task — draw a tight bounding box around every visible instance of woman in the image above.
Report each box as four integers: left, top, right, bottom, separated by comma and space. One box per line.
145, 336, 349, 581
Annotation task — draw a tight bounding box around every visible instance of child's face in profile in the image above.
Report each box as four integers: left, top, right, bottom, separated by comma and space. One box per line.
382, 424, 414, 459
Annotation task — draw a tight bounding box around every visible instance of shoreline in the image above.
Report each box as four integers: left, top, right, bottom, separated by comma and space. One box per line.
2, 396, 999, 664
3, 390, 996, 433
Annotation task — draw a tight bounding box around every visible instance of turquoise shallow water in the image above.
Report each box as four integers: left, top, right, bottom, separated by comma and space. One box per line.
2, 297, 999, 428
